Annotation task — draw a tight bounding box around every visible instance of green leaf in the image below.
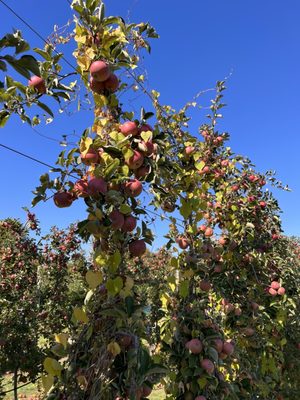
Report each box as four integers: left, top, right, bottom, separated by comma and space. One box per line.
180, 200, 192, 219
179, 280, 189, 298
36, 101, 54, 117
0, 61, 7, 71
18, 55, 40, 76
195, 160, 205, 171
120, 204, 132, 214
0, 111, 10, 127
34, 48, 52, 61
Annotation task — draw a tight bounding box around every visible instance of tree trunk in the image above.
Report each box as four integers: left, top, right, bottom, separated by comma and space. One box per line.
13, 367, 18, 400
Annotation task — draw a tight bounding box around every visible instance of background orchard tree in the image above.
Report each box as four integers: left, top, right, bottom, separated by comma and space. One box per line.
0, 215, 87, 400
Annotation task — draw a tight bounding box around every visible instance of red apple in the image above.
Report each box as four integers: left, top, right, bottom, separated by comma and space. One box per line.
139, 141, 155, 155
109, 210, 125, 230
104, 73, 119, 92
120, 121, 139, 136
185, 146, 195, 156
201, 359, 214, 374
223, 341, 234, 356
53, 192, 73, 208
214, 339, 223, 353
139, 124, 153, 133
129, 240, 146, 257
185, 338, 203, 354
81, 149, 99, 165
135, 165, 150, 179
90, 60, 111, 82
176, 237, 190, 249
124, 180, 143, 197
268, 287, 277, 296
277, 287, 285, 295
200, 280, 211, 292
271, 281, 280, 290
122, 216, 137, 232
243, 328, 255, 337
88, 177, 107, 196
204, 227, 213, 237
89, 77, 105, 94
142, 385, 152, 397
73, 179, 89, 197
126, 150, 144, 170
28, 75, 46, 94
195, 397, 207, 400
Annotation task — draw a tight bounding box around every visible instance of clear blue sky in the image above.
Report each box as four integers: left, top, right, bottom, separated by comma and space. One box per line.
1, 0, 300, 248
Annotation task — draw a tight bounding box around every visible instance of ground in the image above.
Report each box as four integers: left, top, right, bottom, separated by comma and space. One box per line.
1, 375, 165, 399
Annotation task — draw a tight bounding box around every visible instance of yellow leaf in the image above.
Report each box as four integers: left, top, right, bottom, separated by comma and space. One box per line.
107, 341, 121, 356
73, 307, 89, 324
43, 357, 63, 377
42, 374, 54, 393
125, 277, 134, 290
86, 270, 103, 289
54, 333, 69, 349
77, 374, 88, 388
80, 137, 93, 155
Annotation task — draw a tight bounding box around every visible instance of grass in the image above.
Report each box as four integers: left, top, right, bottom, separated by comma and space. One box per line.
1, 374, 165, 399
1, 374, 39, 399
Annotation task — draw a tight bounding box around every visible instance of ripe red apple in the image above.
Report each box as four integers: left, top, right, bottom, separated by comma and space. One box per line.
28, 75, 46, 94
243, 328, 255, 337
139, 124, 153, 133
259, 201, 267, 208
104, 73, 119, 92
200, 280, 211, 292
73, 179, 89, 197
53, 192, 73, 208
234, 307, 242, 316
251, 302, 259, 311
89, 60, 111, 82
81, 148, 99, 165
204, 227, 213, 237
271, 281, 280, 290
218, 236, 227, 246
109, 210, 125, 230
277, 287, 285, 295
122, 216, 137, 232
87, 177, 107, 196
120, 121, 139, 136
268, 287, 277, 296
134, 165, 150, 179
139, 140, 155, 155
119, 334, 132, 348
176, 237, 190, 249
142, 385, 152, 397
221, 159, 229, 167
124, 179, 143, 197
185, 338, 203, 354
214, 339, 223, 353
184, 146, 195, 156
129, 240, 146, 257
201, 359, 214, 374
89, 77, 105, 94
126, 150, 144, 170
223, 341, 234, 356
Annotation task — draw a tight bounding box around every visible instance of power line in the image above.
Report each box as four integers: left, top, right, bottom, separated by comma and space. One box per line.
0, 142, 78, 179
0, 0, 77, 73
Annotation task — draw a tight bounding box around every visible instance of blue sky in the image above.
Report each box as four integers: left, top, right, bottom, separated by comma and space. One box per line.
1, 0, 300, 248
